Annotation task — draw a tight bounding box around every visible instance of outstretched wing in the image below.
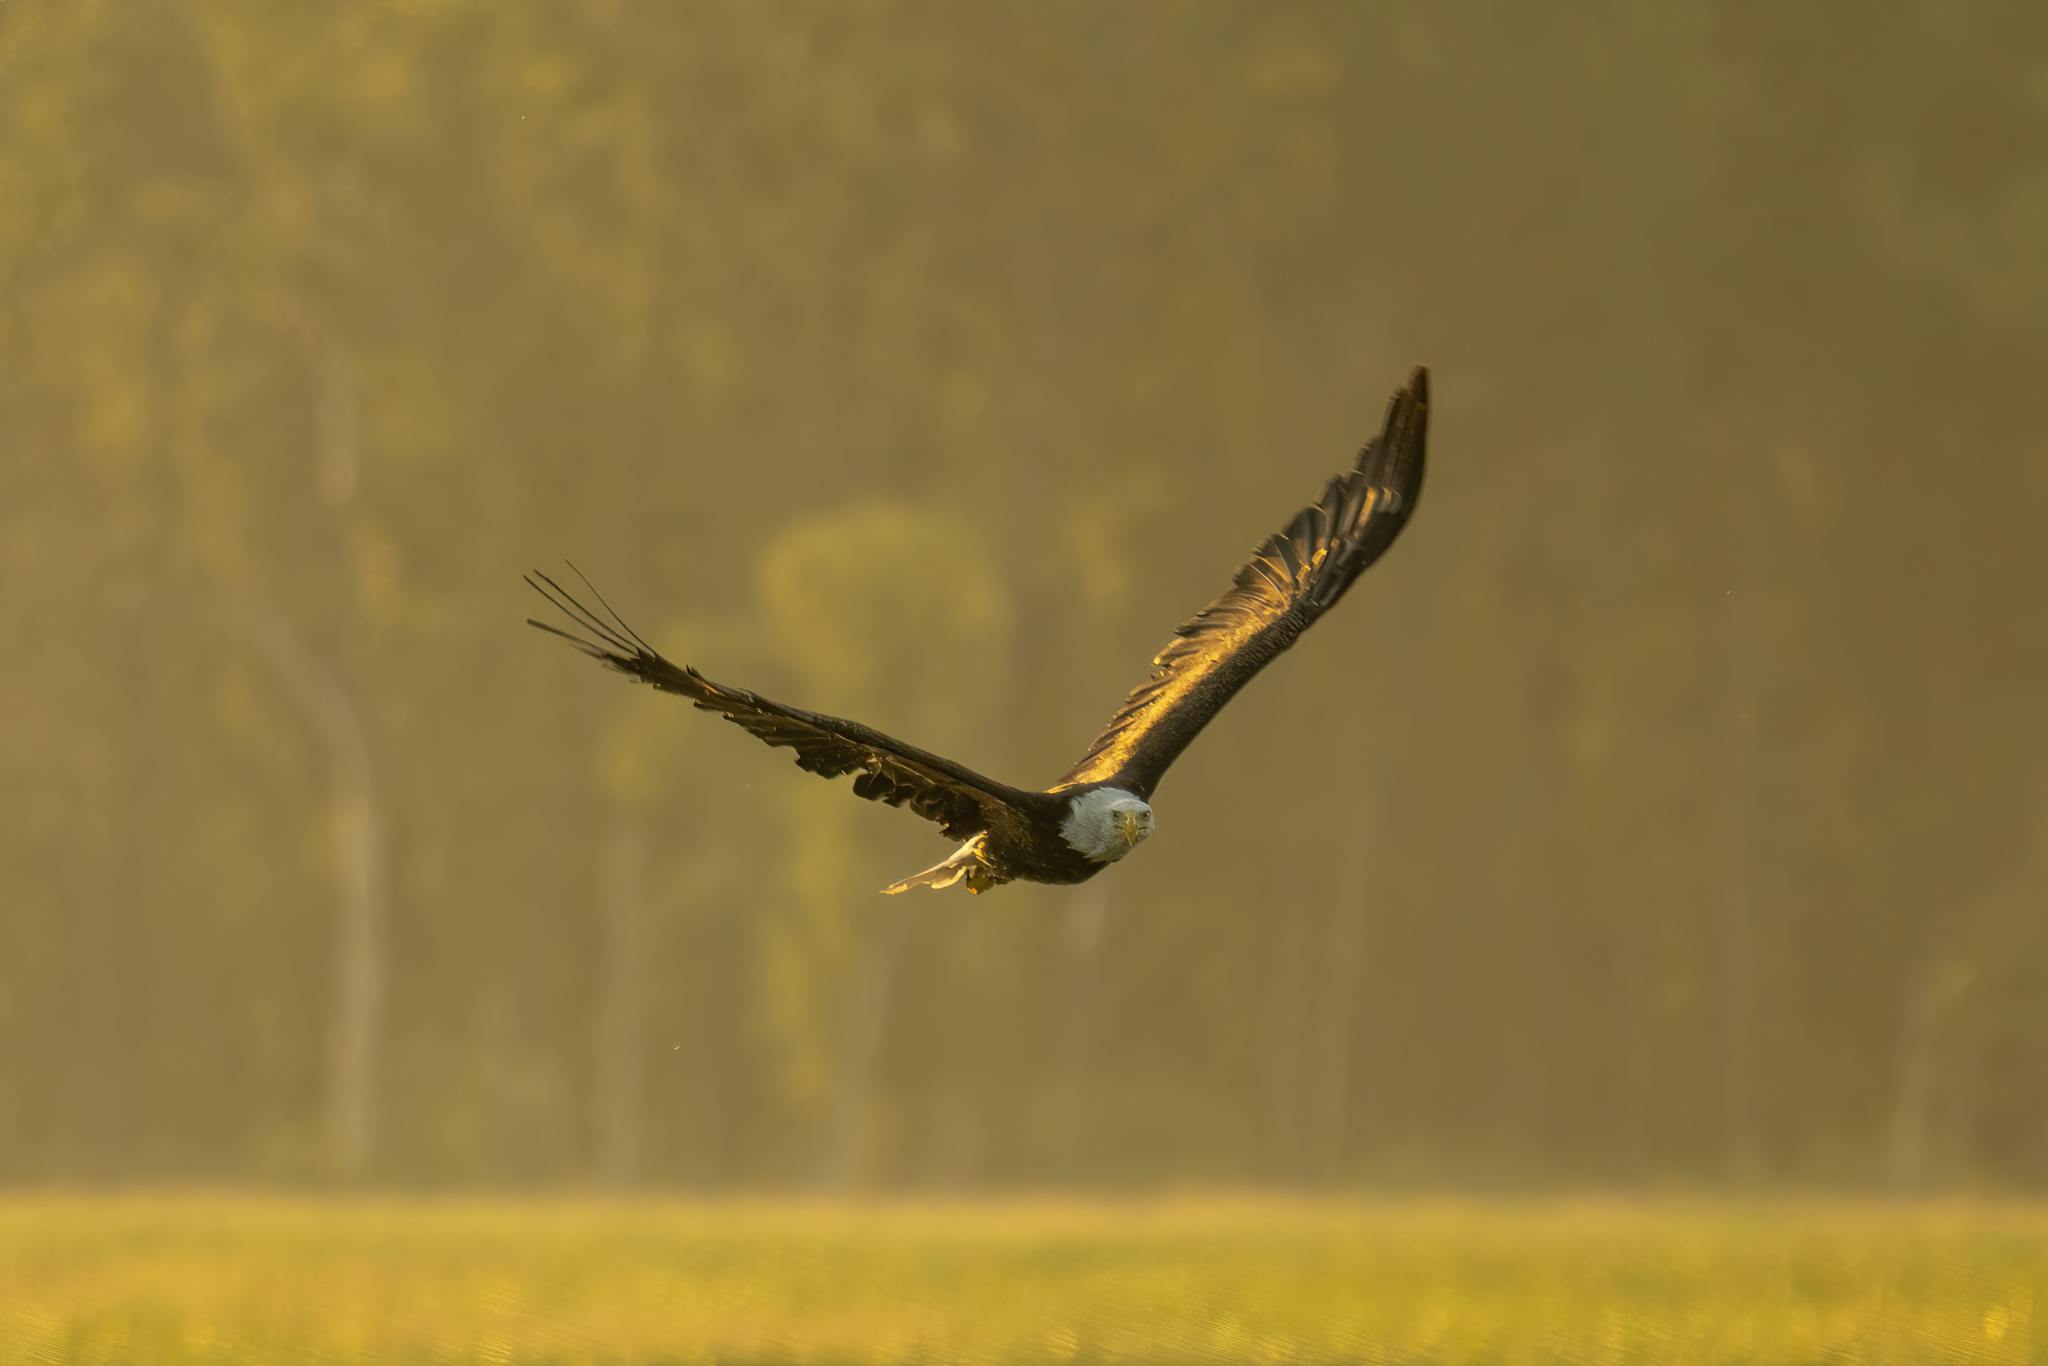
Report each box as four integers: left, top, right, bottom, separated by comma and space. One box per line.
527, 569, 1048, 841
1053, 366, 1429, 799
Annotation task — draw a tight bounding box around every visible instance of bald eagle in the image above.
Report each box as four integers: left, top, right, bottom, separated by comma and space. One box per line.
528, 367, 1428, 894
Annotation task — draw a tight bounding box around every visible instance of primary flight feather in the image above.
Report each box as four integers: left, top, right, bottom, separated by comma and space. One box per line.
527, 366, 1429, 894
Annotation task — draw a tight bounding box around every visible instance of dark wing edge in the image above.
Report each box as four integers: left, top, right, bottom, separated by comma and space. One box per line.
525, 566, 1041, 840
1052, 365, 1429, 797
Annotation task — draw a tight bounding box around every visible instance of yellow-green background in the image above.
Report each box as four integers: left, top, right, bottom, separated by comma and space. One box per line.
4, 1, 2044, 1358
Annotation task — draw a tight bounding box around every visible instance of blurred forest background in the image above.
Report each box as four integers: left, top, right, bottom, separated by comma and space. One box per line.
3, 1, 2044, 1194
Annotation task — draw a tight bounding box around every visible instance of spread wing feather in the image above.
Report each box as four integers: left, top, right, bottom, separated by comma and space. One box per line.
1053, 366, 1429, 798
526, 569, 1045, 840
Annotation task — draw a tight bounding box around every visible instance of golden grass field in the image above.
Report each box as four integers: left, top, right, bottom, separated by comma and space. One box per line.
2, 1195, 2042, 1363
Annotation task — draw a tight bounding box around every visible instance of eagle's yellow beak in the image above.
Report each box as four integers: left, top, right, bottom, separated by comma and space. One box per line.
1116, 809, 1142, 848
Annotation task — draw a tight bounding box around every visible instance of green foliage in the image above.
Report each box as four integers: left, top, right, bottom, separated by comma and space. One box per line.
758, 498, 1010, 710
755, 500, 1011, 1155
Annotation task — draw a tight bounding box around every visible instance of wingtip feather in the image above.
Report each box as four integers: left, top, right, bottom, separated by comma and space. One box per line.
1356, 365, 1430, 483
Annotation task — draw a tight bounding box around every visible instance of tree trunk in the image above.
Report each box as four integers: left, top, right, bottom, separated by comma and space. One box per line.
1888, 955, 1977, 1192
230, 598, 386, 1177
818, 902, 910, 1189
1888, 966, 1940, 1192
1309, 800, 1373, 1179
593, 814, 647, 1185
1266, 904, 1313, 1181
310, 325, 360, 509
1886, 829, 2045, 1192
1719, 582, 1763, 1183
325, 726, 384, 1177
1055, 882, 1111, 1162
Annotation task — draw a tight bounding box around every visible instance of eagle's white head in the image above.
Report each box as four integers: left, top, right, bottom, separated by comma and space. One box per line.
1060, 787, 1155, 863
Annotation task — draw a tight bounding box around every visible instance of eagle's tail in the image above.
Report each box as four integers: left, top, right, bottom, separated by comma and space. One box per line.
882, 835, 996, 895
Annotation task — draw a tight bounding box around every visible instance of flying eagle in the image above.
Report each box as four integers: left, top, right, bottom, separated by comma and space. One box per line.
528, 367, 1429, 894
